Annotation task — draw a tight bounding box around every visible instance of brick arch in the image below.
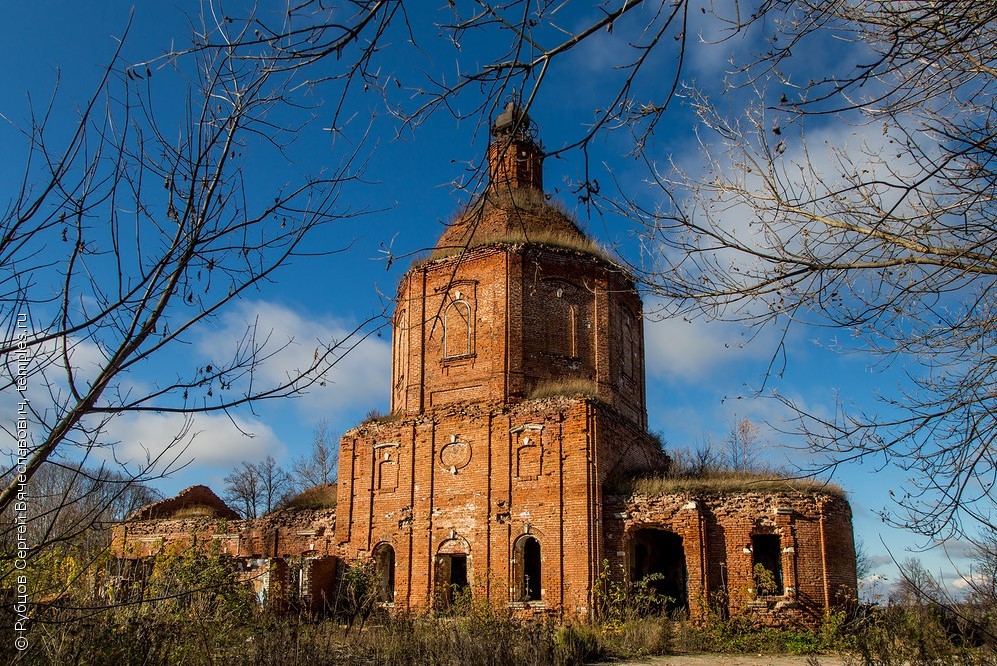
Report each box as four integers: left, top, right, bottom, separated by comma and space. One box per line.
437, 536, 470, 555
435, 536, 472, 611
512, 522, 547, 542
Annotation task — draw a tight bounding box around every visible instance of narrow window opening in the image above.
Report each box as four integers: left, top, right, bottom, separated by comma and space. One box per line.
514, 536, 542, 601
372, 543, 395, 603
622, 308, 635, 379
568, 304, 577, 357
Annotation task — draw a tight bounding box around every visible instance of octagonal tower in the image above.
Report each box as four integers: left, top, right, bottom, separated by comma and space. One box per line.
389, 103, 647, 430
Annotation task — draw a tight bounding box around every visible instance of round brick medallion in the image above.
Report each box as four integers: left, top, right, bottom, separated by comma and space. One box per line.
440, 438, 472, 470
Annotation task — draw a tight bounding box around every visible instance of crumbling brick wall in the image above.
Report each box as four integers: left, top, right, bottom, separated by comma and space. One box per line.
112, 507, 339, 614
128, 484, 239, 521
112, 508, 336, 560
603, 491, 857, 626
112, 108, 856, 628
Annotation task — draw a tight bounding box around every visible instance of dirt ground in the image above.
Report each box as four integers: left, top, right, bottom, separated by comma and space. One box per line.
599, 654, 849, 666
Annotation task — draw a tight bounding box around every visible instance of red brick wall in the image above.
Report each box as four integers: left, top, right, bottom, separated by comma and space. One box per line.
128, 484, 239, 521
335, 393, 667, 616
391, 244, 646, 428
488, 135, 543, 192
111, 106, 857, 628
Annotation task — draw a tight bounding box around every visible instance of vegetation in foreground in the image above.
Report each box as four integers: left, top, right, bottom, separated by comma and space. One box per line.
4, 545, 997, 665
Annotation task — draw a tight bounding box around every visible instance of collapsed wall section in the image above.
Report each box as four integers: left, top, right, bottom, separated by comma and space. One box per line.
111, 507, 339, 613
112, 508, 337, 560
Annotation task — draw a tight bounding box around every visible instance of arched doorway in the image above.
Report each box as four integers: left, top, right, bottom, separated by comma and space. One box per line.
631, 528, 688, 614
513, 535, 542, 602
435, 538, 470, 612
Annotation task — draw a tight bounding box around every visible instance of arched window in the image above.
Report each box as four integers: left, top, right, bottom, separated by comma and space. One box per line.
372, 543, 395, 603
514, 535, 542, 602
443, 300, 472, 358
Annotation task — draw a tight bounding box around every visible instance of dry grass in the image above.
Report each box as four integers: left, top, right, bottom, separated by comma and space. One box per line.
284, 484, 338, 510
621, 471, 846, 498
432, 227, 610, 261
526, 378, 598, 400
168, 505, 221, 518
457, 187, 572, 221
360, 408, 403, 425
428, 189, 614, 263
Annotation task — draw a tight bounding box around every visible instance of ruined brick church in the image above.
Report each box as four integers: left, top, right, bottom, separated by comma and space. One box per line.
114, 105, 857, 625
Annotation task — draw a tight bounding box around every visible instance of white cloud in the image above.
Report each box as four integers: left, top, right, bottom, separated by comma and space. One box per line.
0, 334, 109, 457
643, 307, 775, 381
97, 411, 282, 472
197, 299, 391, 422
1, 299, 388, 478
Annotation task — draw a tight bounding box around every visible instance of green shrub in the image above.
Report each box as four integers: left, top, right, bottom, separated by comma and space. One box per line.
593, 559, 669, 622
144, 550, 257, 621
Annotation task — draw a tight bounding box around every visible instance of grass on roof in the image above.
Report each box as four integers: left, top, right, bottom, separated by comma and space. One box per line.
168, 505, 221, 519
427, 189, 614, 263
526, 378, 598, 401
430, 228, 612, 262
283, 484, 338, 510
618, 470, 846, 498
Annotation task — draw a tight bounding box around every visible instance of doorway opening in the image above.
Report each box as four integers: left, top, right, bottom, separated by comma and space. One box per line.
435, 554, 469, 611
631, 528, 688, 614
372, 543, 395, 603
751, 534, 783, 595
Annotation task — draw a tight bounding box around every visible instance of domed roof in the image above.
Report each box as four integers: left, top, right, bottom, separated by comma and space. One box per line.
433, 187, 599, 258
430, 104, 604, 261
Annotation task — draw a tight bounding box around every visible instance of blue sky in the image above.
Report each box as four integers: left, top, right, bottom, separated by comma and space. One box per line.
0, 1, 979, 598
